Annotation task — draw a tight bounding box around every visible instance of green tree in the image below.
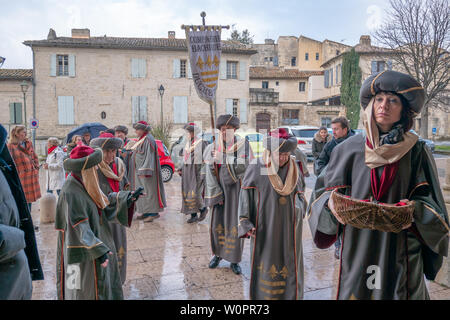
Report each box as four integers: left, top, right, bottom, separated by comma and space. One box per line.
228, 28, 254, 45
341, 48, 362, 129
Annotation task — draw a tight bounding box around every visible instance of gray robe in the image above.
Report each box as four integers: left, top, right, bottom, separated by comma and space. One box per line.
204, 138, 253, 263
97, 158, 130, 285
0, 169, 32, 300
180, 139, 208, 214
129, 134, 167, 214
238, 158, 306, 300
55, 175, 134, 300
308, 133, 449, 300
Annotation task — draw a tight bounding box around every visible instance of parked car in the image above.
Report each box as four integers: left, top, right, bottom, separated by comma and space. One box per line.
410, 130, 435, 152
277, 125, 319, 158
235, 131, 264, 158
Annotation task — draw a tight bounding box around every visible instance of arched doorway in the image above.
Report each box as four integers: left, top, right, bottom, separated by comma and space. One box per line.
256, 113, 271, 133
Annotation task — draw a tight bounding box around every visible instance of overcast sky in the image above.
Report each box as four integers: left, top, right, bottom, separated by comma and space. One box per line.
0, 0, 390, 69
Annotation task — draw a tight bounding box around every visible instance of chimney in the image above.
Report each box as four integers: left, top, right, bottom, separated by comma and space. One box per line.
168, 31, 176, 39
71, 28, 90, 39
359, 35, 371, 46
47, 28, 57, 40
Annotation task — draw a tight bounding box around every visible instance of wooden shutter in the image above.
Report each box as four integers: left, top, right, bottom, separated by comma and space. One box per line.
371, 61, 377, 74
68, 54, 76, 77
50, 54, 57, 77
239, 61, 246, 81
138, 59, 146, 78
324, 70, 329, 88
273, 56, 278, 66
219, 60, 227, 79
336, 65, 339, 84
58, 96, 74, 125
225, 99, 233, 114
139, 96, 148, 121
330, 69, 333, 86
173, 59, 181, 78
9, 103, 22, 124
131, 58, 139, 78
132, 96, 140, 123
187, 60, 192, 78
240, 98, 247, 123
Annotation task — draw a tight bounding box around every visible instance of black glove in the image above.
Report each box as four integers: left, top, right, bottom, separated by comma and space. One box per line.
98, 252, 110, 264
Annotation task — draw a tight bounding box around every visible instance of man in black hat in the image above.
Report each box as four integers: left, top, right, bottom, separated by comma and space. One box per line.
178, 122, 209, 223
90, 133, 130, 286
203, 114, 253, 275
238, 128, 306, 300
114, 125, 132, 172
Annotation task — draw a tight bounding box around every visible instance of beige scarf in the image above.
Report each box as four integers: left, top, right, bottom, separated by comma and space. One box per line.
363, 98, 418, 169
184, 138, 204, 155
218, 132, 246, 154
262, 149, 299, 196
97, 158, 125, 181
81, 166, 110, 209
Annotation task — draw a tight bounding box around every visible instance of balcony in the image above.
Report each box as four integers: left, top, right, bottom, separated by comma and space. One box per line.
249, 88, 279, 106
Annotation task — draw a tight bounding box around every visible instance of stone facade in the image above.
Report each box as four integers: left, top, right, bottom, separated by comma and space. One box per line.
250, 39, 278, 67
20, 29, 256, 154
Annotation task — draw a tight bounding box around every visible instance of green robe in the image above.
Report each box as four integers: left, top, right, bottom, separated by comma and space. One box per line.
55, 175, 133, 300
180, 139, 208, 214
308, 134, 449, 300
97, 158, 130, 285
238, 158, 306, 300
204, 138, 253, 263
129, 134, 167, 214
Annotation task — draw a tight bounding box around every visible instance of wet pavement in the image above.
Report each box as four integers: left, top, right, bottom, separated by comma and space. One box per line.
31, 162, 450, 300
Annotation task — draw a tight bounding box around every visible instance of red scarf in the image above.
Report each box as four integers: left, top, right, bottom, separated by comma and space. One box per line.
106, 161, 120, 192
48, 146, 57, 155
366, 138, 399, 201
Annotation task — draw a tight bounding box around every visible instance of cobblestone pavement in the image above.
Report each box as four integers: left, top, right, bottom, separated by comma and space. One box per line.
31, 162, 450, 300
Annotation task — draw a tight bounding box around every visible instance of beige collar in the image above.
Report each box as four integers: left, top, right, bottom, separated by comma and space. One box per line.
262, 150, 299, 196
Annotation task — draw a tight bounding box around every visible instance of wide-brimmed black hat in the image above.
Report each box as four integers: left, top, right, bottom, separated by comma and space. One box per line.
63, 146, 103, 173
133, 121, 152, 132
90, 133, 123, 150
216, 114, 240, 129
360, 70, 425, 113
263, 128, 297, 153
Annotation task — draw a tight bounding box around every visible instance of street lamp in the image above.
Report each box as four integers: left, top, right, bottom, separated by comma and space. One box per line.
0, 56, 5, 68
158, 85, 165, 126
20, 80, 29, 129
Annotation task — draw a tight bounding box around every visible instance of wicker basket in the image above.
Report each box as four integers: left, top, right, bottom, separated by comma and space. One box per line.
330, 190, 414, 233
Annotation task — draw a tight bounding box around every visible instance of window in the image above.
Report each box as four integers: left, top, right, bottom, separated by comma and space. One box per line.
371, 61, 386, 74
316, 53, 319, 60
232, 99, 239, 117
57, 55, 69, 76
276, 81, 279, 86
282, 109, 299, 125
9, 102, 22, 124
299, 82, 306, 92
227, 61, 238, 79
264, 57, 268, 62
180, 60, 187, 78
262, 81, 269, 89
269, 57, 273, 62
321, 117, 332, 128
305, 53, 309, 61
132, 96, 148, 123
291, 57, 296, 66
336, 50, 340, 56
131, 58, 146, 78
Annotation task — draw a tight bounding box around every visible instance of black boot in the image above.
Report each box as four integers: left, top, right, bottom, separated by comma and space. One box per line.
198, 207, 208, 222
187, 213, 198, 223
230, 263, 242, 275
209, 255, 222, 268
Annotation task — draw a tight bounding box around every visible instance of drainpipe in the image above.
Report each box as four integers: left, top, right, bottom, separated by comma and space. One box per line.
31, 46, 37, 150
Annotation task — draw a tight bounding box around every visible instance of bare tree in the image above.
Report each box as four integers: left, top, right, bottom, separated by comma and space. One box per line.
373, 0, 450, 138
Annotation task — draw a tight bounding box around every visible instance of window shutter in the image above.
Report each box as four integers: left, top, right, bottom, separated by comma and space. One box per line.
330, 69, 333, 86
50, 54, 57, 77
239, 61, 246, 81
173, 96, 188, 123
139, 96, 148, 121
240, 98, 247, 123
371, 61, 377, 74
132, 96, 140, 123
336, 66, 339, 84
139, 59, 147, 78
58, 96, 74, 125
131, 59, 139, 78
273, 56, 279, 66
173, 59, 181, 78
68, 54, 76, 77
181, 96, 188, 123
387, 60, 392, 70
324, 70, 329, 88
219, 60, 227, 80
187, 60, 192, 78
225, 99, 233, 114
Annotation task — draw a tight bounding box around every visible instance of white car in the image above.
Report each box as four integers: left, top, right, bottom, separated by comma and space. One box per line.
277, 125, 320, 158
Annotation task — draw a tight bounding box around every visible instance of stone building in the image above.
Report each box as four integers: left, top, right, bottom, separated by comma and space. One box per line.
20, 28, 256, 153
0, 69, 34, 135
